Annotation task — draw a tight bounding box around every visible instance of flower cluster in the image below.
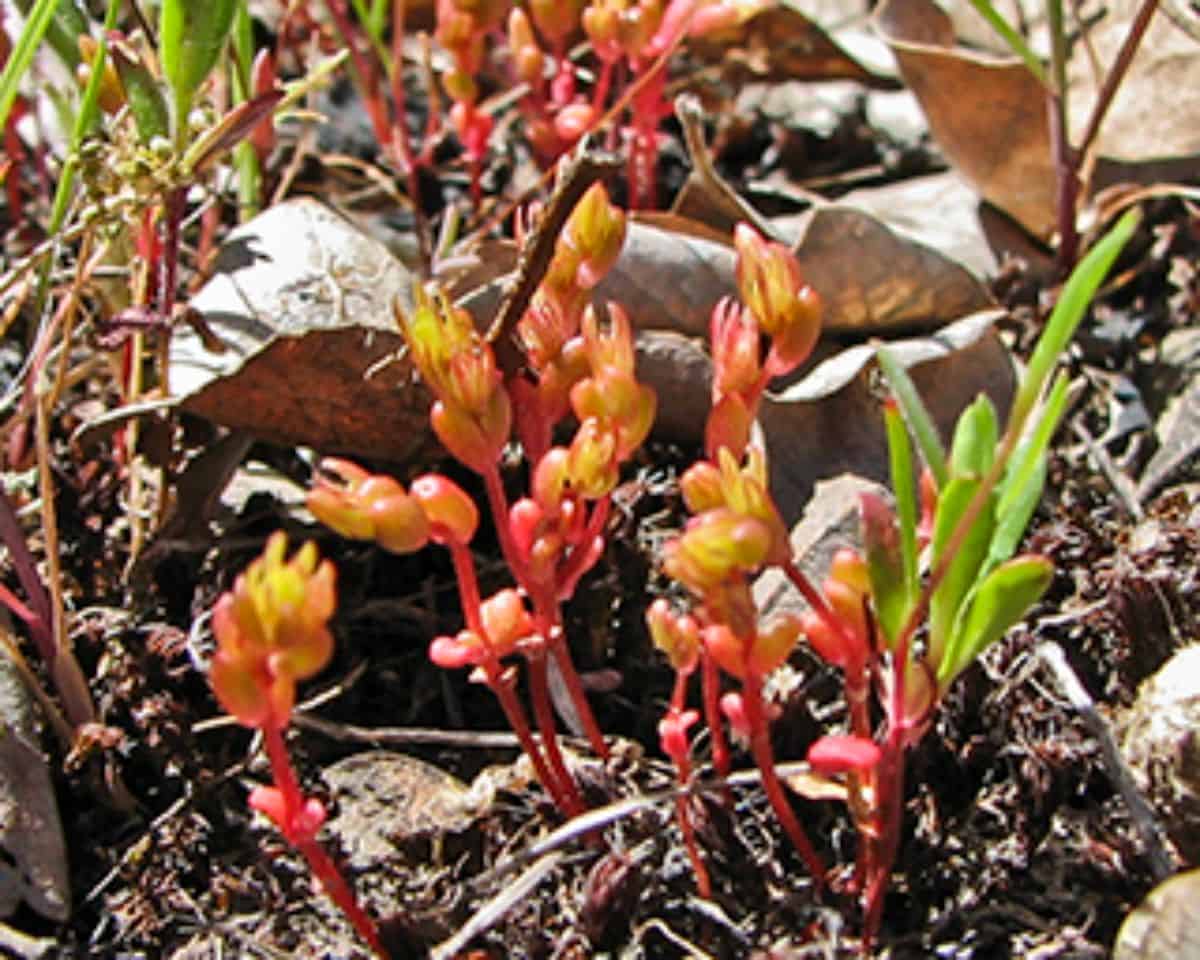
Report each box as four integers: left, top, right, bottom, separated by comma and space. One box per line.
209, 533, 336, 732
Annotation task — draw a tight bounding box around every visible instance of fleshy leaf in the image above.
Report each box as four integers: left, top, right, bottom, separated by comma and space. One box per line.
928, 475, 994, 669
937, 555, 1052, 689
990, 371, 1068, 567
949, 393, 997, 479
159, 0, 236, 134
859, 491, 909, 649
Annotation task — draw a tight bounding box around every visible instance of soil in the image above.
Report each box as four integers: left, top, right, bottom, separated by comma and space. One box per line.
3, 13, 1200, 960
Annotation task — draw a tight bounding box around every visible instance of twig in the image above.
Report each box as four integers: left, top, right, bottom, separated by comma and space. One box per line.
1036, 641, 1176, 882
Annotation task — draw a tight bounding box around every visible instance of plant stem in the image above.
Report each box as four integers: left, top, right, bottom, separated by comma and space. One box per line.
783, 559, 864, 660
527, 650, 586, 815
668, 673, 711, 898
447, 542, 573, 812
701, 651, 731, 787
741, 671, 824, 884
261, 725, 386, 957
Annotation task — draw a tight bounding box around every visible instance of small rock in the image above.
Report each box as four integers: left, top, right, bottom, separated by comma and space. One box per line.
1117, 644, 1200, 863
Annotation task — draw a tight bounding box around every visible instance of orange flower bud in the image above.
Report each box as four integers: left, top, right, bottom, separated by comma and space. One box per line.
564, 185, 627, 290
308, 459, 430, 555
663, 508, 772, 594
410, 474, 480, 545
646, 598, 700, 674
732, 223, 821, 372
750, 613, 801, 675
209, 533, 336, 731
530, 0, 582, 45
77, 35, 126, 115
679, 459, 724, 514
480, 588, 535, 655
567, 417, 619, 498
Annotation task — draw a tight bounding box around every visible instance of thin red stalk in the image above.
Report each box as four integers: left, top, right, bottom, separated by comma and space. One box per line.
261, 726, 385, 957
447, 542, 573, 812
668, 672, 711, 897
741, 671, 825, 884
527, 650, 586, 815
549, 636, 609, 758
483, 466, 529, 586
389, 0, 434, 276
323, 0, 392, 146
701, 651, 731, 784
1076, 0, 1159, 161
1048, 91, 1080, 270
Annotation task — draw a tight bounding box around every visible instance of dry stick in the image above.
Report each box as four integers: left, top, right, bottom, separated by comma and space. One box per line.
1075, 0, 1160, 165
1036, 641, 1176, 882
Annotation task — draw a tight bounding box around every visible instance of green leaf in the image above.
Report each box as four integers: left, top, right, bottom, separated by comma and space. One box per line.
875, 344, 948, 488
884, 399, 918, 600
1014, 209, 1140, 431
928, 475, 995, 669
860, 491, 910, 649
949, 394, 998, 479
12, 0, 86, 68
990, 371, 1069, 567
937, 555, 1053, 689
0, 0, 59, 131
109, 35, 170, 145
159, 0, 237, 137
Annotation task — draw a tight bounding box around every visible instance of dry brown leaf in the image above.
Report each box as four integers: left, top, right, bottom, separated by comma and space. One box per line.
685, 5, 890, 87
172, 198, 433, 464
876, 0, 1200, 238
0, 649, 70, 922
874, 0, 1057, 237
786, 205, 994, 330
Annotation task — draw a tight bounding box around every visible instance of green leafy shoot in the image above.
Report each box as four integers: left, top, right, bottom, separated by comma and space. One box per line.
159, 0, 237, 146
949, 394, 998, 479
990, 371, 1070, 568
927, 474, 994, 668
884, 400, 918, 601
1014, 208, 1140, 431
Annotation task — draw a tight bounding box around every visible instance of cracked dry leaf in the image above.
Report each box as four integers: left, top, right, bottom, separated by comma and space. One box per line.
170, 198, 431, 463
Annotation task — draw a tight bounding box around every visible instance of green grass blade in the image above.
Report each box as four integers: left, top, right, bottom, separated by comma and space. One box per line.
0, 0, 59, 130
876, 343, 948, 487
1015, 209, 1140, 429
884, 399, 918, 600
967, 0, 1047, 85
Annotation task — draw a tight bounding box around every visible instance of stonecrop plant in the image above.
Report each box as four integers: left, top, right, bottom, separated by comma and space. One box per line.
208, 533, 386, 957
308, 181, 651, 817
210, 182, 1136, 955
648, 207, 1140, 944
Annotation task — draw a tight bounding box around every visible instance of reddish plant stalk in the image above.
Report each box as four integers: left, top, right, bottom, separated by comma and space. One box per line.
701, 651, 731, 785
527, 649, 587, 815
668, 673, 711, 898
447, 541, 575, 813
740, 670, 825, 884
322, 0, 392, 146
260, 725, 386, 957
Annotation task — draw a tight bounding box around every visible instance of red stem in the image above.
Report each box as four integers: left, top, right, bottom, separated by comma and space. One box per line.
668, 672, 711, 897
261, 726, 385, 957
741, 671, 825, 885
447, 542, 573, 813
701, 651, 731, 786
527, 650, 586, 815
